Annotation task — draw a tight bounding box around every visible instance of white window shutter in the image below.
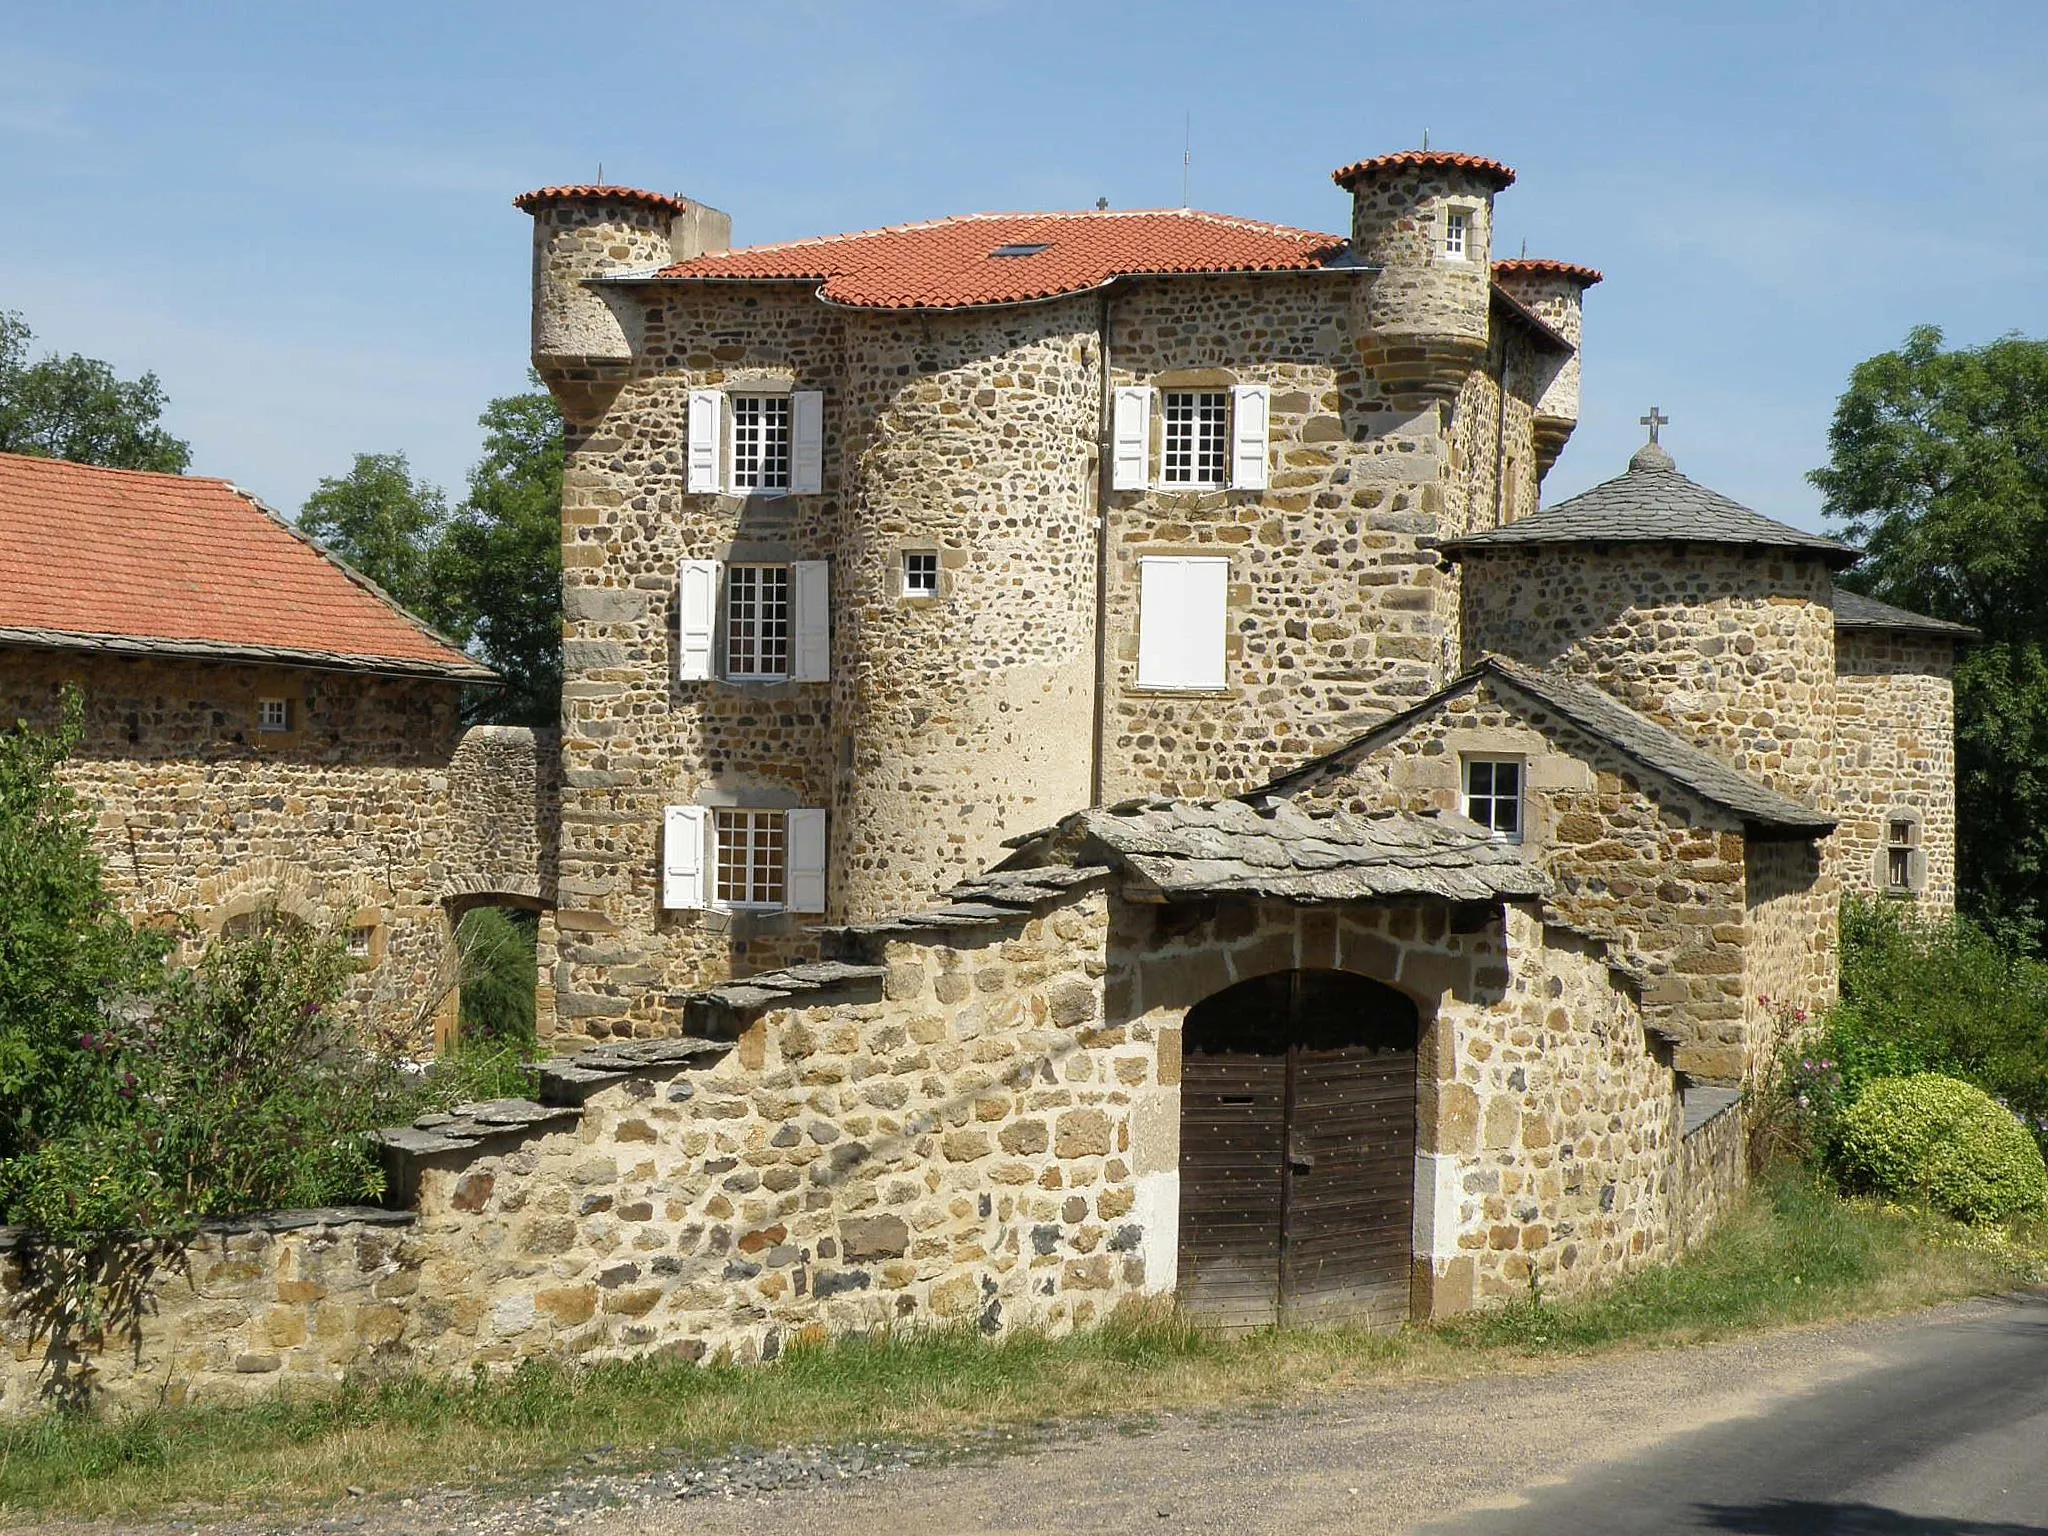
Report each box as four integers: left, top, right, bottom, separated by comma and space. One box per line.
1230, 384, 1271, 491
790, 390, 824, 494
662, 805, 707, 910
791, 560, 831, 682
1136, 556, 1228, 690
1111, 387, 1151, 491
785, 808, 827, 914
686, 389, 722, 494
676, 559, 721, 681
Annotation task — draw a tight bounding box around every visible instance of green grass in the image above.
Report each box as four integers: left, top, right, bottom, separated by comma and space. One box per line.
2, 1175, 2039, 1522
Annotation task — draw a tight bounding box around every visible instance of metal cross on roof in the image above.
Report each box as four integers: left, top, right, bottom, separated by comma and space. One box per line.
1639, 406, 1669, 444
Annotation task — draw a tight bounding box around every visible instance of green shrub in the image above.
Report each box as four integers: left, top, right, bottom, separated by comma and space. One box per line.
453, 906, 537, 1046
1835, 1074, 2048, 1222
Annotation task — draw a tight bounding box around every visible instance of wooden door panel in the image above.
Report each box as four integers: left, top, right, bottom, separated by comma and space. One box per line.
1282, 1047, 1415, 1323
1178, 1054, 1285, 1331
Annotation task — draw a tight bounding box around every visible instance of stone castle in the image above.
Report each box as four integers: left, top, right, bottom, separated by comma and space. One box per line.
0, 149, 1975, 1405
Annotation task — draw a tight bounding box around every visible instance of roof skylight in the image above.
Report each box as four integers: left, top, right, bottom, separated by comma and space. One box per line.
990, 242, 1052, 258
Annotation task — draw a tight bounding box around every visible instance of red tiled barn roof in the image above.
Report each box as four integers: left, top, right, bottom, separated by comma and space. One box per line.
0, 454, 491, 680
1493, 257, 1604, 287
645, 209, 1349, 310
513, 184, 694, 217
1330, 151, 1518, 191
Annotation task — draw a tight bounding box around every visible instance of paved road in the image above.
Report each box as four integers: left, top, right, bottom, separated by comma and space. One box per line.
1419, 1293, 2048, 1534
636, 1294, 2048, 1536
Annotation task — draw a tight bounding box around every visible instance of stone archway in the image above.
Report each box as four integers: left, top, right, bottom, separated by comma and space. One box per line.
1177, 968, 1419, 1331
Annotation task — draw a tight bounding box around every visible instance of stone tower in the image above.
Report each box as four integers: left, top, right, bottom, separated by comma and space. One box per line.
1490, 260, 1601, 485
1334, 151, 1517, 409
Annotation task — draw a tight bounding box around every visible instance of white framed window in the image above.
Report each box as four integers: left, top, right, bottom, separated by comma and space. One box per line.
257, 697, 291, 733
664, 804, 825, 915
1885, 814, 1924, 893
1136, 555, 1229, 691
687, 389, 823, 496
715, 809, 787, 909
1161, 390, 1230, 488
1443, 207, 1470, 261
730, 394, 792, 493
675, 559, 830, 683
1463, 757, 1523, 842
902, 551, 940, 598
725, 564, 792, 679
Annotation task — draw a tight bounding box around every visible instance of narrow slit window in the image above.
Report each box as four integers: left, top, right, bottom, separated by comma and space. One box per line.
902, 551, 940, 597
715, 809, 787, 909
1161, 390, 1229, 488
730, 394, 792, 493
1444, 208, 1470, 261
725, 564, 792, 679
1887, 817, 1917, 891
1463, 757, 1522, 842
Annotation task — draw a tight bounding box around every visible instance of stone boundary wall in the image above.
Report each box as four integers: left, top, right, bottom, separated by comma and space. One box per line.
1674, 1095, 1748, 1251
0, 1210, 417, 1419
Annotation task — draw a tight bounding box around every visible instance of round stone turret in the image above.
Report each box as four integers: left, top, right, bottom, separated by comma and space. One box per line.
1492, 259, 1602, 482
1332, 150, 1516, 406
514, 185, 731, 369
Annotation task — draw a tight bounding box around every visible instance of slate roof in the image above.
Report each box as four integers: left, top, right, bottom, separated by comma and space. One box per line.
0, 453, 491, 681
1833, 589, 1978, 639
1263, 655, 1835, 836
1004, 797, 1547, 904
1442, 443, 1859, 568
626, 209, 1349, 311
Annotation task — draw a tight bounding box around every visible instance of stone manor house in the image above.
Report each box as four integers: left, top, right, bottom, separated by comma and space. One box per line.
0, 149, 1975, 1392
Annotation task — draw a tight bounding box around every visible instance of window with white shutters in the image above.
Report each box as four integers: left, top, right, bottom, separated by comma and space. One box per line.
662, 805, 708, 910
1230, 383, 1270, 491
676, 559, 720, 681
686, 390, 722, 493
730, 395, 792, 493
1135, 556, 1229, 691
1161, 391, 1229, 488
715, 809, 787, 908
725, 564, 792, 679
1111, 387, 1152, 491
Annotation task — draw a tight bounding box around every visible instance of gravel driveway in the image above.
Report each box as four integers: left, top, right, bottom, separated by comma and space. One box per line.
14, 1295, 2046, 1536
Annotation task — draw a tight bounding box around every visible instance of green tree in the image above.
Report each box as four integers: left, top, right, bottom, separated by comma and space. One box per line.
0, 311, 192, 473
298, 452, 453, 622
435, 384, 564, 726
1812, 326, 2048, 947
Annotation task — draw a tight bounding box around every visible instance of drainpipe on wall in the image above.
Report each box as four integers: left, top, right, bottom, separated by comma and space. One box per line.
1090, 288, 1116, 808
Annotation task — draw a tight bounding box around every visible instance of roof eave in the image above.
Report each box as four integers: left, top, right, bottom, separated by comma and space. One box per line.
1489, 285, 1573, 352
0, 627, 498, 685
1441, 533, 1860, 569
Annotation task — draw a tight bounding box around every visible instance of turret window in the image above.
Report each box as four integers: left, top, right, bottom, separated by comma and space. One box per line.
1443, 208, 1470, 261
1161, 390, 1230, 488
1885, 813, 1925, 894
1463, 757, 1523, 842
902, 551, 940, 597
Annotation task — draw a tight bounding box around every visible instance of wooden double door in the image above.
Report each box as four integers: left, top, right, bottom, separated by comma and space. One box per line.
1177, 969, 1418, 1330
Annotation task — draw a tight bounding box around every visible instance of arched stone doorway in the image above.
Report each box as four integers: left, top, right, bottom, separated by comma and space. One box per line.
1178, 969, 1419, 1330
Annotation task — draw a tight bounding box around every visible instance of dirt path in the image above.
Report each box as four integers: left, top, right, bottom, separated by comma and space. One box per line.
15, 1297, 2045, 1536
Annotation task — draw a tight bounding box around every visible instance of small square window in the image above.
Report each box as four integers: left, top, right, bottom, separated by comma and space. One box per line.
347, 924, 375, 959
1463, 757, 1522, 842
1887, 817, 1918, 891
715, 809, 787, 909
902, 551, 940, 598
257, 698, 291, 733
1444, 208, 1470, 261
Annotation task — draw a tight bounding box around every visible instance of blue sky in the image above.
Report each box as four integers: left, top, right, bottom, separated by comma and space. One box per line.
2, 1, 2043, 531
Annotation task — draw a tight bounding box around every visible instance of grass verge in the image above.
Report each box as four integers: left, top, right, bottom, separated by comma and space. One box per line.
3, 1174, 2040, 1522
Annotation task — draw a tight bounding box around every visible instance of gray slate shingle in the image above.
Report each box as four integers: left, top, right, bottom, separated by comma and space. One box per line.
1833, 588, 1978, 638
1442, 446, 1858, 566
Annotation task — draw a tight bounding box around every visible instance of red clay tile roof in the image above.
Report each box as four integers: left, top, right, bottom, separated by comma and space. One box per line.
1330, 151, 1517, 192
643, 209, 1349, 310
513, 185, 693, 217
0, 453, 492, 681
1493, 257, 1604, 287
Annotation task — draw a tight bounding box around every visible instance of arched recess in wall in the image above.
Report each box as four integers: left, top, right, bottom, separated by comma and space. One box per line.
438, 879, 550, 1057
1176, 968, 1419, 1333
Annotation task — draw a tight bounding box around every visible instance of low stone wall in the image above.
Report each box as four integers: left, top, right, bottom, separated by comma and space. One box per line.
0, 1209, 417, 1419
1674, 1093, 1748, 1251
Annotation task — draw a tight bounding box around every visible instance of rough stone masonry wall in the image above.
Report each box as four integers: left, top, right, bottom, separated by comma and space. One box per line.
0, 1211, 417, 1419
1830, 630, 1958, 914
831, 299, 1099, 918
0, 649, 476, 1047
1460, 546, 1838, 809
1275, 674, 1755, 1081
1743, 836, 1837, 1074
1100, 272, 1496, 802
